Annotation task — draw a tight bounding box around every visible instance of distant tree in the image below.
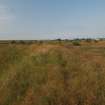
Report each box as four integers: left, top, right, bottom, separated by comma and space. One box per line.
57, 38, 62, 41
38, 40, 43, 45
20, 40, 25, 44
94, 39, 98, 43
85, 38, 92, 43
11, 40, 16, 44
56, 38, 62, 44
99, 38, 105, 41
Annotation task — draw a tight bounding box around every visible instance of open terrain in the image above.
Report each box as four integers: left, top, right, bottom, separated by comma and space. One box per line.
0, 40, 105, 105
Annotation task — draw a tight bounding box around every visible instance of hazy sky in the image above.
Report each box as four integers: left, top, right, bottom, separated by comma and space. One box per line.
0, 0, 105, 39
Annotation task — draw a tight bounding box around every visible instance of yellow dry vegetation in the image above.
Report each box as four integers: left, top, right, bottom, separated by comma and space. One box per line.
0, 40, 105, 105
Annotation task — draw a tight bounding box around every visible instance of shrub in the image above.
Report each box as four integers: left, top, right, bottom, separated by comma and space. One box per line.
85, 38, 92, 43
72, 41, 81, 46
11, 40, 16, 44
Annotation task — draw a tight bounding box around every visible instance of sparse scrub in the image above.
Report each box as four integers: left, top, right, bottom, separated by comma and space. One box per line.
1, 41, 105, 105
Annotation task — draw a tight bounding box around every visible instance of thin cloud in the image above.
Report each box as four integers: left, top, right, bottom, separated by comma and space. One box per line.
0, 4, 14, 32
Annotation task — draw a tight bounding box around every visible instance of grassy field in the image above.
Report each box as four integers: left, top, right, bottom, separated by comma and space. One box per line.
1, 40, 105, 105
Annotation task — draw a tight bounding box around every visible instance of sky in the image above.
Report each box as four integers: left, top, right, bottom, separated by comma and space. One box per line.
0, 0, 105, 39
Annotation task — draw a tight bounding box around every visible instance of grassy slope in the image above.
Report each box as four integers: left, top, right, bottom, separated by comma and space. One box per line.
0, 41, 105, 105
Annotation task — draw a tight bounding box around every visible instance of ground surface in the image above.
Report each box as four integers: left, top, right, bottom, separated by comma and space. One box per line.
0, 40, 105, 105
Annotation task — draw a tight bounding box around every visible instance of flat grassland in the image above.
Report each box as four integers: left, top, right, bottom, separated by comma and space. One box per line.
0, 40, 105, 105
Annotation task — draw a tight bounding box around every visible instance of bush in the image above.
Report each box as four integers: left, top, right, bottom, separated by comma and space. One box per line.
11, 40, 16, 44
85, 38, 92, 43
72, 41, 81, 46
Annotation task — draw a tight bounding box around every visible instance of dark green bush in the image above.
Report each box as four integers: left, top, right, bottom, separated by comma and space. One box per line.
72, 41, 81, 46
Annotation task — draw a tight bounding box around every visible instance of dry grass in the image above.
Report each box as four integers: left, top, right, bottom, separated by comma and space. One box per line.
0, 40, 105, 105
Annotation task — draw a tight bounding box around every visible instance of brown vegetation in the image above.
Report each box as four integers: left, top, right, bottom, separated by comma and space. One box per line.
0, 40, 105, 105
